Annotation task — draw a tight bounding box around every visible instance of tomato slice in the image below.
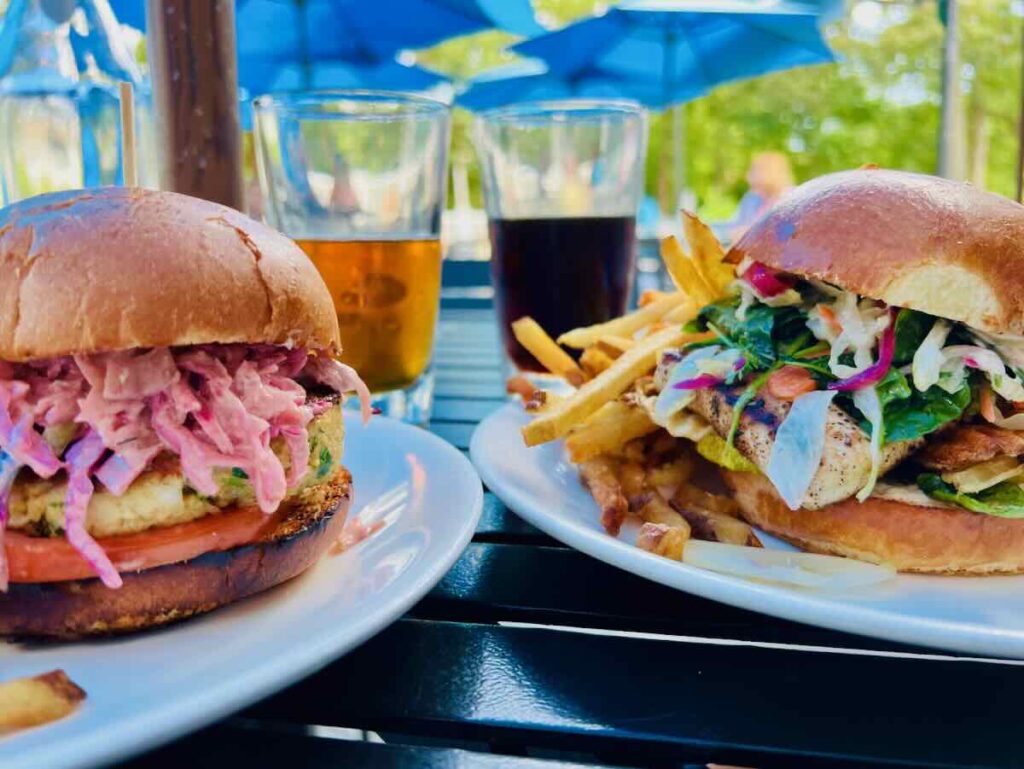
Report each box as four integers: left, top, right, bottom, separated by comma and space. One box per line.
6, 505, 283, 583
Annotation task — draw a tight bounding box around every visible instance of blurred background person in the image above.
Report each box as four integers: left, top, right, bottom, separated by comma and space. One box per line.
728, 151, 794, 242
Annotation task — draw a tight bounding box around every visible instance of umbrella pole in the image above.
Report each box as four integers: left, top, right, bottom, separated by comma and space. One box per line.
146, 0, 244, 209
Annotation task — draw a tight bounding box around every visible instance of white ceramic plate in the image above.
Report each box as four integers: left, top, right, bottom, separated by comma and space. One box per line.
1, 413, 482, 769
472, 402, 1024, 659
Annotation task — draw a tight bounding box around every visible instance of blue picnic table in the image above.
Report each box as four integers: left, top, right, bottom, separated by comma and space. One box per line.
120, 261, 1022, 769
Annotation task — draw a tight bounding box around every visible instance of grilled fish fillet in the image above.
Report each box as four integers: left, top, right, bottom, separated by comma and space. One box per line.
916, 424, 1024, 472
689, 387, 921, 509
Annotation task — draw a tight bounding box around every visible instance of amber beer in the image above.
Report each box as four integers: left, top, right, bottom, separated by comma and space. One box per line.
296, 238, 443, 393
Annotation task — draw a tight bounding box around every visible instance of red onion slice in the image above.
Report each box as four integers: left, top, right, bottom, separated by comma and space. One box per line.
744, 262, 795, 297
827, 310, 896, 392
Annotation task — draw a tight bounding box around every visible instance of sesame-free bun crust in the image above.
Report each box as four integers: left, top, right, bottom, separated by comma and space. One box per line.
723, 470, 1024, 574
728, 169, 1024, 334
0, 187, 340, 361
0, 469, 351, 639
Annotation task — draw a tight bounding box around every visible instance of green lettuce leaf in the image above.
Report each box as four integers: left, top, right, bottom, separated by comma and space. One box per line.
918, 474, 1024, 518
843, 368, 970, 444
892, 308, 934, 366
692, 298, 807, 372
883, 382, 971, 443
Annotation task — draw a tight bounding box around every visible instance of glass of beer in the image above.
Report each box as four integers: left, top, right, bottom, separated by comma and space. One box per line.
253, 91, 450, 424
474, 100, 647, 376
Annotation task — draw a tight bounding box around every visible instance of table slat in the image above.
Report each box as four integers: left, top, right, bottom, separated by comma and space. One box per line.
411, 542, 935, 652
244, 619, 1023, 769
121, 723, 612, 768
474, 493, 554, 543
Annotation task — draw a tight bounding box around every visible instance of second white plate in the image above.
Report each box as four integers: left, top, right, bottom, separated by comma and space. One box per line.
471, 402, 1024, 659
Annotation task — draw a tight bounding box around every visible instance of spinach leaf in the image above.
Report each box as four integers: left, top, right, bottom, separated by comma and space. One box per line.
892, 308, 934, 366
695, 299, 777, 369
875, 367, 913, 408
694, 299, 807, 372
883, 383, 971, 443
918, 474, 1024, 518
841, 369, 969, 444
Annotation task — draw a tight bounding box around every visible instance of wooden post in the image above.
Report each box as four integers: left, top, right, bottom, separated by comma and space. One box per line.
145, 0, 244, 209
1017, 15, 1024, 202
937, 0, 964, 180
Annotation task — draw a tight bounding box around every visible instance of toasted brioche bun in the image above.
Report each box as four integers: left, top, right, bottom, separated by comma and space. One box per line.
0, 187, 340, 361
722, 470, 1024, 574
0, 469, 352, 639
728, 169, 1024, 334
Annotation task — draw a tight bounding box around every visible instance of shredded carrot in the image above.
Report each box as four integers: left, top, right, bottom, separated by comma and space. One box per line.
980, 384, 997, 423
765, 366, 817, 401
817, 304, 843, 335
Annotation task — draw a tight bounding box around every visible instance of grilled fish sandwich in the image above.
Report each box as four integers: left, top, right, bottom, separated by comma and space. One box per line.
0, 188, 370, 637
650, 169, 1024, 574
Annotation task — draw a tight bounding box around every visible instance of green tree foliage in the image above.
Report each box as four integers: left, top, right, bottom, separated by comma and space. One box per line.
420, 0, 1024, 214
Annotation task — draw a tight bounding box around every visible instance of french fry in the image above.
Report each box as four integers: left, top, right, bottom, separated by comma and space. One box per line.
660, 236, 716, 306
511, 317, 586, 386
673, 482, 741, 515
506, 375, 536, 401
661, 295, 699, 325
579, 347, 616, 378
618, 460, 648, 502
557, 292, 688, 349
595, 335, 634, 358
681, 210, 734, 293
523, 326, 691, 446
579, 457, 628, 536
671, 484, 762, 546
0, 670, 86, 734
646, 455, 694, 492
636, 521, 691, 560
638, 493, 688, 528
565, 401, 659, 463
638, 289, 669, 307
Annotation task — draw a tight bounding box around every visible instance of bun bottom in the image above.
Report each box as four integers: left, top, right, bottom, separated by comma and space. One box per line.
0, 470, 352, 639
722, 470, 1024, 574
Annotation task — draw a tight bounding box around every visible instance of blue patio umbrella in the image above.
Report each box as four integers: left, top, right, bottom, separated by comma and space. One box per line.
233, 0, 450, 95
108, 0, 542, 61
458, 59, 708, 111
462, 0, 834, 111
459, 1, 835, 199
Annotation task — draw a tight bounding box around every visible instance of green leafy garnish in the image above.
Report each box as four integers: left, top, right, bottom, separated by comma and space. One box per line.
693, 299, 779, 369
726, 367, 778, 448
892, 308, 934, 366
918, 474, 1024, 518
882, 382, 971, 443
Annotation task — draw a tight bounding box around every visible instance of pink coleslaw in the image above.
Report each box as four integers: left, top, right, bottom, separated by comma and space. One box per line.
0, 345, 370, 589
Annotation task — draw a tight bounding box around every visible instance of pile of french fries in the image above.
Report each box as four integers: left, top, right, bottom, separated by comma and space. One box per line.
509, 212, 762, 560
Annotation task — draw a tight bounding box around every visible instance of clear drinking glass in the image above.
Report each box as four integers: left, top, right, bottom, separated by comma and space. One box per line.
474, 99, 647, 376
253, 90, 451, 425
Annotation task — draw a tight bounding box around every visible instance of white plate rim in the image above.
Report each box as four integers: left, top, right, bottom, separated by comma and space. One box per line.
471, 402, 1024, 660
3, 413, 483, 769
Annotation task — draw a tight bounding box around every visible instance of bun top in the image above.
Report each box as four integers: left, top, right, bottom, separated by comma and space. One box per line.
0, 187, 340, 362
728, 169, 1024, 334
